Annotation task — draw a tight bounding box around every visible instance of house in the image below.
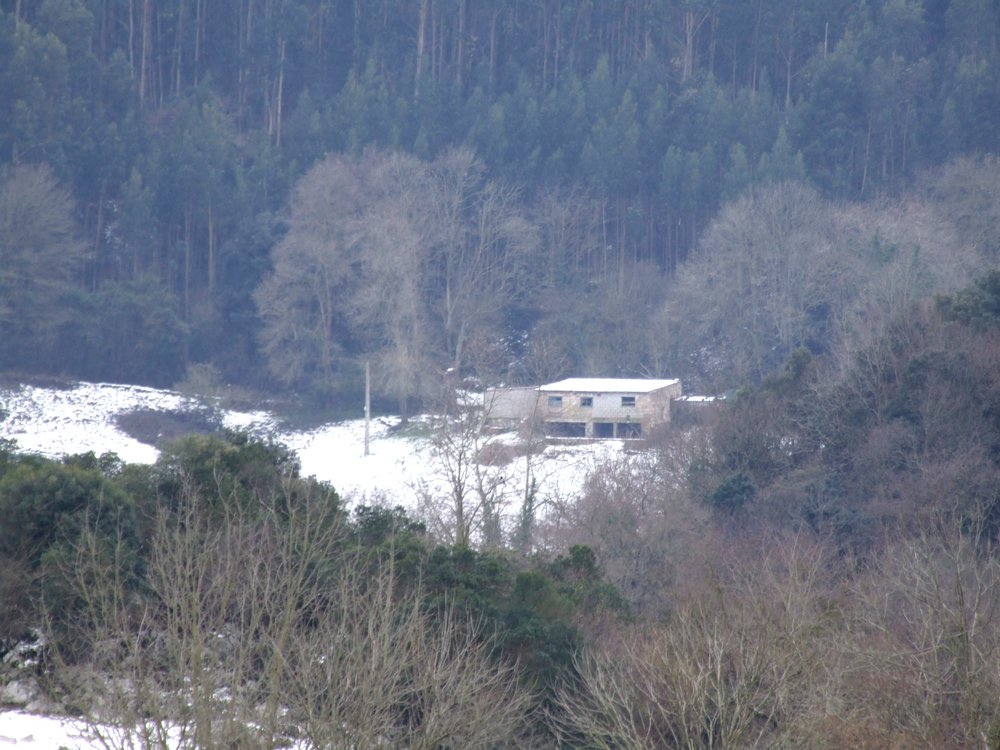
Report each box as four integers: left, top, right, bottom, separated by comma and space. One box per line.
487, 377, 682, 439
538, 377, 682, 438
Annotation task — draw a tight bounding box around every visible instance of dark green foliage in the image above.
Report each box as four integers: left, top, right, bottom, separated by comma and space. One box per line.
0, 1, 996, 391
0, 453, 141, 640
938, 270, 1000, 328
0, 437, 16, 470
57, 280, 189, 387
62, 450, 125, 479
508, 546, 629, 691
149, 430, 304, 516
423, 545, 513, 618
348, 504, 429, 581
504, 571, 580, 687
0, 552, 34, 642
0, 163, 89, 370
699, 273, 1000, 547
416, 542, 626, 694
708, 472, 757, 514
0, 457, 137, 567
353, 504, 426, 544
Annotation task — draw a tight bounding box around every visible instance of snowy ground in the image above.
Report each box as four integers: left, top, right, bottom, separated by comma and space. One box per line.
0, 379, 627, 746
0, 710, 91, 749
0, 378, 620, 514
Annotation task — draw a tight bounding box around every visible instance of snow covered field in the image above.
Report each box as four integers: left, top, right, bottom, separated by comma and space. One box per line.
0, 710, 90, 749
0, 378, 632, 744
0, 379, 626, 746
0, 378, 620, 513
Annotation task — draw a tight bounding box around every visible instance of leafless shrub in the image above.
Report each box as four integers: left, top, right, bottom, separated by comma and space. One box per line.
48, 476, 533, 749
843, 523, 1000, 748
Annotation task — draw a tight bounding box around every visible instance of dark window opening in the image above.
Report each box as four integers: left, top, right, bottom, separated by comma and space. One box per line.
546, 421, 586, 437
621, 396, 636, 407
617, 422, 642, 439
548, 395, 563, 408
580, 396, 593, 407
593, 422, 614, 438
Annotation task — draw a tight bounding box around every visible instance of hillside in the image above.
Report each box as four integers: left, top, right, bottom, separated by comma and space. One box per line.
1, 1, 998, 403
1, 272, 1000, 746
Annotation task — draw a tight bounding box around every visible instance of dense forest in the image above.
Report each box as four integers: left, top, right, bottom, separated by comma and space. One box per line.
1, 0, 998, 404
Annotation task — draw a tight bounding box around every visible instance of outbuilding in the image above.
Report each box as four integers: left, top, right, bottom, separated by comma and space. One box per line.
537, 377, 681, 438
486, 377, 683, 439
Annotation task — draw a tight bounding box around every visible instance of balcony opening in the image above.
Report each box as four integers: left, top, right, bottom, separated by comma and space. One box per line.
617, 422, 642, 439
593, 422, 614, 438
546, 421, 586, 438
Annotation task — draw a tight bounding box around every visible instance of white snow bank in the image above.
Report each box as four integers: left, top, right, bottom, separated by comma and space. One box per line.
0, 710, 91, 749
0, 380, 623, 511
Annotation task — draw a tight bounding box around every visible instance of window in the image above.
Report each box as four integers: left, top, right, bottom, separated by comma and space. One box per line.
621, 396, 636, 407
548, 395, 563, 408
546, 421, 585, 437
580, 396, 593, 407
617, 422, 642, 439
593, 422, 614, 438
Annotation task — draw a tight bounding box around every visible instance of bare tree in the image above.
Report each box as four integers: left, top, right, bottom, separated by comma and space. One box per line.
254, 154, 366, 389
49, 479, 341, 749
553, 604, 804, 749
539, 443, 710, 614
286, 564, 532, 750
845, 522, 1000, 748
663, 182, 850, 388
50, 476, 532, 749
0, 163, 89, 362
424, 148, 539, 375
350, 151, 438, 420
552, 532, 840, 749
530, 185, 605, 293
662, 181, 983, 390
256, 148, 536, 410
921, 154, 1000, 259
417, 390, 517, 549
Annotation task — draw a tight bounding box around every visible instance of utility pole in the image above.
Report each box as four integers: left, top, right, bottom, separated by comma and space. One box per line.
364, 360, 371, 456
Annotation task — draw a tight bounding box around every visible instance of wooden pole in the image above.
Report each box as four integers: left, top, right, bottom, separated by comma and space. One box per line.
364, 360, 371, 456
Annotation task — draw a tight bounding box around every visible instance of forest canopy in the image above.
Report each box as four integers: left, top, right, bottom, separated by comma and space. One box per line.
0, 0, 998, 398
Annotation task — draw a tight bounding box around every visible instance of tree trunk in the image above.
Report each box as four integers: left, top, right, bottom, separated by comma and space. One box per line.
184, 204, 192, 323
195, 0, 203, 85
174, 0, 183, 96
207, 200, 216, 291
415, 0, 429, 98
139, 0, 152, 105
275, 37, 286, 147
683, 8, 695, 83
456, 0, 465, 88
93, 181, 106, 291
752, 1, 762, 92
128, 0, 135, 78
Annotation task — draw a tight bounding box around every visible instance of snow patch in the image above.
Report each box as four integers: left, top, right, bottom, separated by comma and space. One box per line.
0, 380, 622, 511
0, 711, 90, 749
